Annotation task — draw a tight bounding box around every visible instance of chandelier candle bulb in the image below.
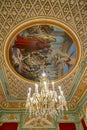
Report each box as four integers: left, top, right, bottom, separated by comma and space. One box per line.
35, 83, 38, 93
58, 86, 61, 91
60, 91, 64, 96
28, 88, 31, 97
52, 81, 55, 91
28, 87, 31, 93
42, 72, 46, 77
27, 93, 30, 98
44, 81, 47, 89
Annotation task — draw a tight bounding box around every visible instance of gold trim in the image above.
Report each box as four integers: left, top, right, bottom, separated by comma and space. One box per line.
4, 18, 81, 83
68, 67, 87, 100
0, 80, 7, 100
0, 123, 3, 126
69, 89, 87, 110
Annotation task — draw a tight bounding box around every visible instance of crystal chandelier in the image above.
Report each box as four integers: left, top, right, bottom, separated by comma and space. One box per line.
26, 71, 68, 119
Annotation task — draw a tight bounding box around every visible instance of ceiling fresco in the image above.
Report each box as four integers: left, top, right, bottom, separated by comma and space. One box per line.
0, 0, 87, 111
9, 25, 77, 82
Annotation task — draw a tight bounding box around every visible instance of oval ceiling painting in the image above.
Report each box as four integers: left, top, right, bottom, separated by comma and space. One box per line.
9, 25, 76, 82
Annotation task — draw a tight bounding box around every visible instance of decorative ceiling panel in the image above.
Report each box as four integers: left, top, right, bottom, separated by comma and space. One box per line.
0, 0, 87, 110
